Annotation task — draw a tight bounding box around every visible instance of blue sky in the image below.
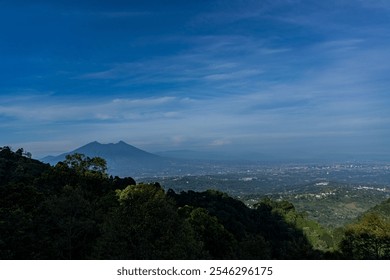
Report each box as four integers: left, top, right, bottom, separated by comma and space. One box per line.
1, 0, 390, 160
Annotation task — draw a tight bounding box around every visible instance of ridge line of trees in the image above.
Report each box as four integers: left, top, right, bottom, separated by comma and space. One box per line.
1, 147, 389, 259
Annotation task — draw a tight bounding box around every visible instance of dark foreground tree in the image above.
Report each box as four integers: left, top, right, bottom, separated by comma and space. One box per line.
94, 183, 203, 259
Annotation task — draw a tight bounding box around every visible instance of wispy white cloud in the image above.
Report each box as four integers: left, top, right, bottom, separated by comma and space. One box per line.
2, 0, 390, 159
3, 95, 192, 123
77, 34, 292, 98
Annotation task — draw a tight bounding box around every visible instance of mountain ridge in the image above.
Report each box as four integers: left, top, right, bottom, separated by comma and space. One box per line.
40, 140, 257, 178
42, 141, 169, 177
42, 141, 160, 159
72, 140, 160, 160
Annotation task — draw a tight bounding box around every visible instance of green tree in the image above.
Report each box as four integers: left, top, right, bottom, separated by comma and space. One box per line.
340, 213, 390, 259
0, 207, 35, 259
64, 153, 107, 178
95, 183, 202, 259
183, 207, 237, 259
254, 198, 320, 259
34, 185, 98, 259
239, 234, 271, 259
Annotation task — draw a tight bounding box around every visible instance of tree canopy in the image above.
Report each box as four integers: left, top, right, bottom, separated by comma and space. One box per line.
1, 147, 389, 259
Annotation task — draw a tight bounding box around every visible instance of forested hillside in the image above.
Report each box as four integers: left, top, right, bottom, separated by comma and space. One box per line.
339, 198, 390, 259
0, 147, 389, 259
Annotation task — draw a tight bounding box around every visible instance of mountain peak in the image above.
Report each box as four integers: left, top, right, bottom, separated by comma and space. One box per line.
42, 141, 165, 177
75, 141, 158, 158
84, 140, 131, 148
86, 140, 101, 146
87, 140, 130, 146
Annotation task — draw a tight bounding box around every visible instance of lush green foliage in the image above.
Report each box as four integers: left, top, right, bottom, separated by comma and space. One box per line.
0, 147, 389, 259
339, 199, 390, 259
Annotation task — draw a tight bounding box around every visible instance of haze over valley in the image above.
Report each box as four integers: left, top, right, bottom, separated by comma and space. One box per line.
40, 140, 390, 227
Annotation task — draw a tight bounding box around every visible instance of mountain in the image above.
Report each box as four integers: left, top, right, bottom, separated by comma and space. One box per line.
42, 141, 175, 178
41, 141, 269, 178
71, 141, 159, 161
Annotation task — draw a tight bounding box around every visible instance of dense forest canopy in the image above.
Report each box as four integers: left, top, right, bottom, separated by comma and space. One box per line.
0, 147, 389, 259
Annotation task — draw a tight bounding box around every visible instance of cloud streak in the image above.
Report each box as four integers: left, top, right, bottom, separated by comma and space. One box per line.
1, 0, 390, 160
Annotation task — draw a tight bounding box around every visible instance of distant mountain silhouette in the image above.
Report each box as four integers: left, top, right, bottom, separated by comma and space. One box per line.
42, 141, 174, 178
74, 141, 160, 160
41, 141, 260, 178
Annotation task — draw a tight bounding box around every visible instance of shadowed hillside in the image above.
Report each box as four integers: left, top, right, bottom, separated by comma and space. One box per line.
0, 147, 319, 259
1, 147, 389, 259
